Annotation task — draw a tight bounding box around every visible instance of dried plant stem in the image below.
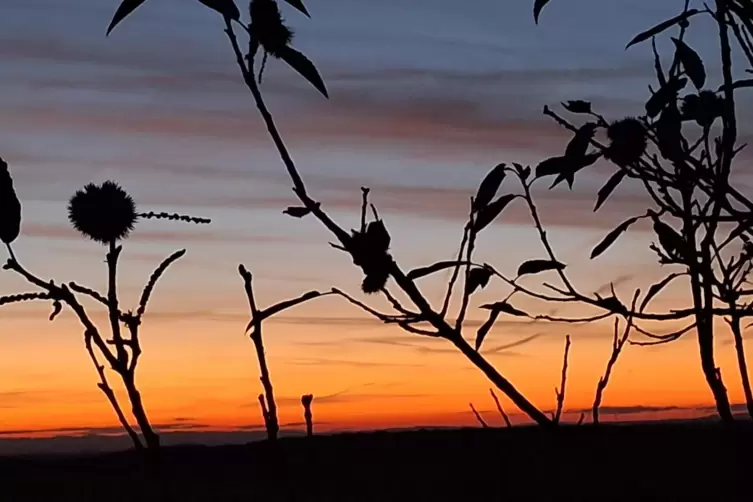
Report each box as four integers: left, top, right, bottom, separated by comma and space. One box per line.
223, 21, 553, 427
469, 403, 489, 428
553, 335, 571, 424
302, 394, 314, 437
240, 265, 279, 441
489, 389, 512, 428
727, 312, 753, 419
84, 330, 143, 450
593, 320, 631, 425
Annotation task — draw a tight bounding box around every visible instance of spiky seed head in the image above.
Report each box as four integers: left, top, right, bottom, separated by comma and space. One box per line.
68, 181, 137, 244
605, 117, 647, 166
250, 0, 294, 57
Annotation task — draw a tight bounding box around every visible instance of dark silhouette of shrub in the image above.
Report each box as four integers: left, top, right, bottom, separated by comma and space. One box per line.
103, 0, 753, 426
0, 166, 210, 453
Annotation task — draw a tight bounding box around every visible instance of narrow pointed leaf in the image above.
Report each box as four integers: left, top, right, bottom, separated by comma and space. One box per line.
533, 0, 552, 24
550, 153, 601, 190
106, 0, 148, 36
475, 310, 500, 351
646, 77, 687, 118
277, 46, 329, 98
671, 38, 705, 90
259, 291, 324, 322
536, 156, 572, 178
590, 217, 639, 259
652, 37, 666, 87
517, 259, 566, 277
473, 194, 516, 233
562, 100, 592, 114
565, 123, 597, 159
480, 301, 530, 317
465, 267, 493, 296
639, 273, 682, 313
283, 206, 311, 218
594, 170, 627, 212
197, 0, 241, 19
717, 79, 753, 92
625, 10, 700, 49
473, 163, 506, 212
284, 0, 310, 17
407, 260, 470, 280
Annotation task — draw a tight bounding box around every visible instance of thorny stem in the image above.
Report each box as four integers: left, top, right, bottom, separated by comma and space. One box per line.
107, 241, 127, 366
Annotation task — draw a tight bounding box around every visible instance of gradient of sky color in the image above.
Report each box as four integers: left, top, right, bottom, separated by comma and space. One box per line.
1, 0, 752, 453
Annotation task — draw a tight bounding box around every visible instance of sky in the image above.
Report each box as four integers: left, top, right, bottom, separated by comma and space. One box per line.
1, 0, 752, 454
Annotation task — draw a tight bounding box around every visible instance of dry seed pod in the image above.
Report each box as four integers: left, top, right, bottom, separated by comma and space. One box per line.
68, 181, 137, 244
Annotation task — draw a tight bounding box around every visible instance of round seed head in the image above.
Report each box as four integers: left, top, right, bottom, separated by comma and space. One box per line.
68, 181, 137, 244
605, 117, 647, 166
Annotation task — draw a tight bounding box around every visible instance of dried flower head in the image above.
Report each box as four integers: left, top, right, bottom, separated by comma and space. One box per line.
68, 181, 137, 244
605, 117, 647, 166
349, 219, 392, 294
251, 0, 294, 57
681, 90, 724, 129
301, 394, 314, 407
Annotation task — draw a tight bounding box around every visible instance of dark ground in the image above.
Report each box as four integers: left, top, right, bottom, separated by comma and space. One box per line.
1, 422, 751, 501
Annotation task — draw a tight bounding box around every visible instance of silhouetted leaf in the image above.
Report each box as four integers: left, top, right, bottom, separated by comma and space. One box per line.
284, 0, 310, 17
639, 273, 682, 313
517, 259, 566, 277
283, 206, 311, 218
480, 301, 530, 317
475, 310, 500, 351
277, 46, 329, 98
590, 217, 639, 259
258, 290, 324, 323
655, 102, 684, 161
533, 0, 552, 24
594, 170, 627, 212
473, 163, 506, 212
366, 220, 391, 253
646, 77, 687, 118
473, 194, 516, 233
562, 100, 592, 114
652, 38, 666, 87
550, 153, 602, 190
625, 10, 700, 49
653, 217, 687, 260
535, 156, 571, 178
565, 123, 597, 159
465, 267, 493, 296
671, 38, 705, 90
106, 0, 147, 36
197, 0, 241, 19
0, 158, 22, 245
407, 260, 469, 280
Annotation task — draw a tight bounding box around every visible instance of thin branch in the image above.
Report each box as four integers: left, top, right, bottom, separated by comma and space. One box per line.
489, 389, 513, 428
469, 403, 489, 428
84, 329, 143, 451
553, 335, 571, 424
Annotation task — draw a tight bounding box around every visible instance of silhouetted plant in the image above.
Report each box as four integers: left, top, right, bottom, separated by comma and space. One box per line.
524, 0, 753, 422
0, 169, 209, 452
103, 0, 753, 425
239, 264, 331, 440
301, 393, 314, 437
489, 389, 513, 428
469, 403, 489, 428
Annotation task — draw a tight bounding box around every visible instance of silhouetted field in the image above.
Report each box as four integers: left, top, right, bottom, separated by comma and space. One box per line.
1, 422, 751, 501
